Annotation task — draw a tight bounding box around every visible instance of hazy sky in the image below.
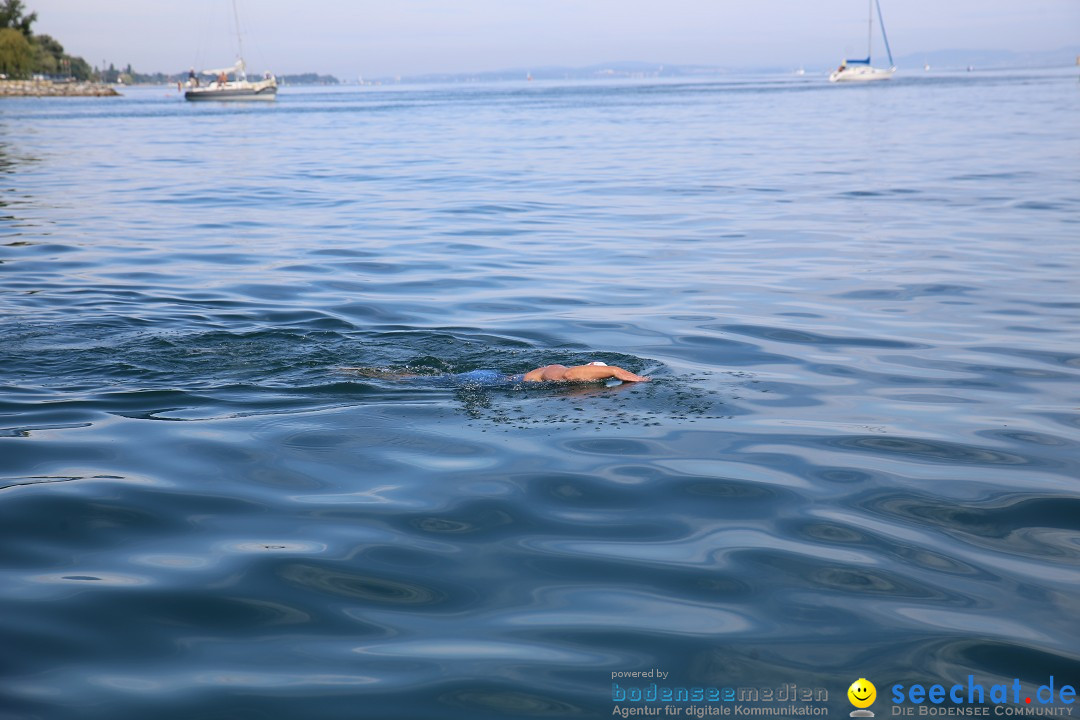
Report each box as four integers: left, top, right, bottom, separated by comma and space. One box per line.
29, 0, 1080, 77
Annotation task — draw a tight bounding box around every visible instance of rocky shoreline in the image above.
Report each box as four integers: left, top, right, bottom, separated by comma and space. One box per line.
0, 79, 120, 97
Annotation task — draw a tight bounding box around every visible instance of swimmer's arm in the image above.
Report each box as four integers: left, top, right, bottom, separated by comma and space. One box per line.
562, 365, 650, 382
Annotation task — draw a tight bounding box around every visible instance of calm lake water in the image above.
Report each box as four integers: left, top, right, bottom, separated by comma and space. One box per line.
2, 70, 1079, 720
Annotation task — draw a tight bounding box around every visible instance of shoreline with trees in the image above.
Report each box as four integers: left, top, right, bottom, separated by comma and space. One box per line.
0, 0, 117, 96
0, 2, 341, 96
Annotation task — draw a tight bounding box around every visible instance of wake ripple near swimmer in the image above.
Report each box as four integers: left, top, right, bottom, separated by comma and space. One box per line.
0, 325, 733, 426
446, 377, 735, 429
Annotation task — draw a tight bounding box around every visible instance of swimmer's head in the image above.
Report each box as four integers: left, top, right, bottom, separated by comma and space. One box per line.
586, 361, 608, 366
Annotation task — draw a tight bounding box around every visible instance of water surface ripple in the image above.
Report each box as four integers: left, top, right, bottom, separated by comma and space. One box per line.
2, 71, 1079, 719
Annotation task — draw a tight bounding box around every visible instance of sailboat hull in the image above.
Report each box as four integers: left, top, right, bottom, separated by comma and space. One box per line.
185, 81, 277, 101
830, 0, 895, 84
828, 65, 894, 83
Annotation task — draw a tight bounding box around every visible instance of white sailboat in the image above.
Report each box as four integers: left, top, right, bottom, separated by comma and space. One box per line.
829, 0, 895, 83
185, 1, 277, 102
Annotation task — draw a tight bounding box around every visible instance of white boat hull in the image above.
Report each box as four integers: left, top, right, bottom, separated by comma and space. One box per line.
829, 65, 894, 83
185, 79, 277, 102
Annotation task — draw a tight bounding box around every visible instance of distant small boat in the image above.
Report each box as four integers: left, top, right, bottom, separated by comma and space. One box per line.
184, 1, 276, 102
924, 63, 930, 71
795, 67, 806, 76
829, 0, 895, 83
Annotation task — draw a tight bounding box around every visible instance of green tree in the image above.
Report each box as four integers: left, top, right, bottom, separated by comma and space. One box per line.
0, 0, 36, 35
0, 26, 31, 77
67, 55, 91, 80
30, 32, 62, 75
31, 38, 54, 72
0, 4, 98, 82
24, 32, 93, 80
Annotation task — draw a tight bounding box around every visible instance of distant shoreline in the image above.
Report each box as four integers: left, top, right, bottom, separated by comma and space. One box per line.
0, 79, 120, 97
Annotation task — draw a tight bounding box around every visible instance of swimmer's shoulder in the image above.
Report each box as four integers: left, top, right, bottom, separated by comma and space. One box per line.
523, 364, 568, 382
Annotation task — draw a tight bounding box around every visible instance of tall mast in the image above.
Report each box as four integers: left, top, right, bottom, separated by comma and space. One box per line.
867, 0, 874, 61
232, 0, 244, 61
231, 0, 246, 80
876, 0, 895, 67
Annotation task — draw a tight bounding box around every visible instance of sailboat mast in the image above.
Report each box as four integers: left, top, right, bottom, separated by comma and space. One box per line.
231, 0, 246, 80
867, 0, 874, 62
232, 0, 244, 63
875, 0, 895, 68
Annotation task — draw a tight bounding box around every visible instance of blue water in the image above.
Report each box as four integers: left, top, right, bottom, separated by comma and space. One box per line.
2, 70, 1079, 720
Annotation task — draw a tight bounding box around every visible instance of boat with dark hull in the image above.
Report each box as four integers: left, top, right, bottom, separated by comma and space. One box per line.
184, 60, 277, 102
184, 2, 276, 102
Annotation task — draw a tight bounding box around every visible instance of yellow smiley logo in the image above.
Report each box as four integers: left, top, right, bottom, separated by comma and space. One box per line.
848, 678, 877, 708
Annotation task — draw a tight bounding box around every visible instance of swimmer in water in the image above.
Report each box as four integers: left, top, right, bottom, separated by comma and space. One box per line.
521, 362, 649, 383
340, 361, 649, 384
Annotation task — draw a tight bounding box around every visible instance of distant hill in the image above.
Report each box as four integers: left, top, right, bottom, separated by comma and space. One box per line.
126, 70, 340, 85
129, 46, 1080, 89
279, 73, 340, 85
895, 46, 1080, 70
367, 47, 1080, 85
379, 61, 732, 85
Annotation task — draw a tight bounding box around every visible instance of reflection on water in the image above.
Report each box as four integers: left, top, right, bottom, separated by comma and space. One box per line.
1, 71, 1079, 719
